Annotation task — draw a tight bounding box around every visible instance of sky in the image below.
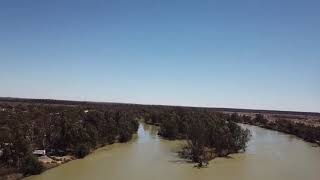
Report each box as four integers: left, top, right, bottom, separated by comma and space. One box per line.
0, 0, 319, 112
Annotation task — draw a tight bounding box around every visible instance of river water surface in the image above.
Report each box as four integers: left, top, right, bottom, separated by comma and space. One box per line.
27, 123, 320, 180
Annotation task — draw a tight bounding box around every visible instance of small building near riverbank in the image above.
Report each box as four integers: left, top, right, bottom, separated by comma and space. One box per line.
33, 149, 46, 156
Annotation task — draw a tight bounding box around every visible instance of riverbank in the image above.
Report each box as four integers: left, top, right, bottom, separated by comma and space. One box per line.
0, 167, 23, 180
39, 155, 76, 169
0, 135, 143, 180
229, 113, 320, 146
0, 103, 139, 179
246, 122, 320, 146
0, 155, 76, 180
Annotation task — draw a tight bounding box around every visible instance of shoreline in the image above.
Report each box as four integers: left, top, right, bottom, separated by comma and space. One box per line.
241, 122, 320, 146
19, 134, 140, 179
0, 155, 77, 180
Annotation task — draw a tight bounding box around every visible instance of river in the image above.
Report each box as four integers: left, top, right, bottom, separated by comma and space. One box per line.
26, 123, 320, 180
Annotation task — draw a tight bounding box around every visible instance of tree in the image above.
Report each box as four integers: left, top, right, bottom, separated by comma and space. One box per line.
158, 113, 179, 139
185, 118, 208, 165
254, 114, 268, 125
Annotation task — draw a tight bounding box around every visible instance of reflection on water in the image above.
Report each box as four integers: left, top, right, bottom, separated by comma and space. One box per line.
26, 123, 320, 180
136, 123, 159, 143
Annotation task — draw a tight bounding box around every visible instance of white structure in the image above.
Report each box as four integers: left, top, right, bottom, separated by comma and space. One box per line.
33, 149, 46, 156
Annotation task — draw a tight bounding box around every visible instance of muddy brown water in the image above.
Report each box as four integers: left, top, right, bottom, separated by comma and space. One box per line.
26, 123, 320, 180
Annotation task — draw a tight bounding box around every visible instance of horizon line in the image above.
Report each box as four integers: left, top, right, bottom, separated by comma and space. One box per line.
1, 96, 319, 115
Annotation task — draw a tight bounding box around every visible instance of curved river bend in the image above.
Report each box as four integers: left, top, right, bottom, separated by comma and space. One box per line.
27, 123, 320, 180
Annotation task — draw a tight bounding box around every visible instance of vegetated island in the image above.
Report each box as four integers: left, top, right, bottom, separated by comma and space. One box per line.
0, 97, 319, 179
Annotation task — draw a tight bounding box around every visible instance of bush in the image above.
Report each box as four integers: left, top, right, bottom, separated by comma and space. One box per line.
21, 154, 43, 175
75, 144, 90, 158
119, 130, 132, 142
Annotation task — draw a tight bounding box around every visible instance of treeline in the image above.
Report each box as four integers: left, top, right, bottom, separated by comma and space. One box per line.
141, 109, 251, 167
0, 104, 139, 175
2, 97, 319, 116
229, 113, 320, 145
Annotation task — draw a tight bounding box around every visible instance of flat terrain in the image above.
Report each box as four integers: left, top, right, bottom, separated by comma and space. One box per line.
224, 111, 320, 127
1, 97, 319, 126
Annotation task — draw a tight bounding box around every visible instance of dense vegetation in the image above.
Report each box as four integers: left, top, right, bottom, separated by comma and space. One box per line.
229, 113, 320, 145
0, 98, 319, 175
0, 103, 139, 175
0, 103, 251, 170
142, 109, 251, 166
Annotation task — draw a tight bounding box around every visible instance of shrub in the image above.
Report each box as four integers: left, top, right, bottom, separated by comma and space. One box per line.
119, 130, 132, 142
75, 144, 90, 158
21, 154, 43, 175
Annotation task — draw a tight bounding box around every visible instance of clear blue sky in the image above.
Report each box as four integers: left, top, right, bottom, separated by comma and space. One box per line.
0, 0, 319, 112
